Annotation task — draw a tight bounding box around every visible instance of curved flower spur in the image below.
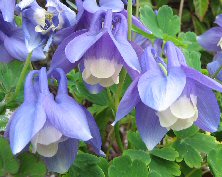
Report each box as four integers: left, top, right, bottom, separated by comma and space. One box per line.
50, 10, 141, 93
5, 67, 103, 173
112, 41, 222, 150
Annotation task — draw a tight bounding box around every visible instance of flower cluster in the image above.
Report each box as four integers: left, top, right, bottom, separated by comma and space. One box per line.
1, 0, 222, 174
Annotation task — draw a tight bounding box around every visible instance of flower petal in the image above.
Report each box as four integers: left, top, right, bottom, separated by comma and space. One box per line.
113, 77, 140, 125
84, 108, 104, 156
138, 67, 186, 111
9, 101, 46, 154
31, 122, 62, 146
99, 0, 124, 12
4, 29, 45, 61
65, 31, 105, 63
0, 0, 15, 22
194, 83, 220, 132
83, 0, 100, 13
197, 27, 222, 52
44, 139, 79, 173
215, 14, 222, 27
182, 65, 222, 92
49, 30, 86, 74
36, 143, 59, 157
0, 44, 13, 63
136, 102, 167, 150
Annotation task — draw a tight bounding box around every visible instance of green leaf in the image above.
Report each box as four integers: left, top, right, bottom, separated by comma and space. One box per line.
148, 171, 161, 177
193, 0, 210, 21
173, 130, 218, 168
173, 141, 202, 168
157, 5, 180, 36
178, 32, 202, 51
140, 5, 163, 38
174, 125, 199, 138
108, 156, 149, 177
151, 147, 179, 161
149, 157, 181, 177
192, 16, 207, 35
0, 115, 8, 131
181, 162, 202, 177
207, 147, 222, 177
66, 153, 105, 177
140, 5, 180, 38
0, 61, 24, 94
127, 131, 147, 150
123, 149, 151, 165
183, 50, 201, 71
15, 153, 47, 177
0, 137, 19, 176
184, 133, 217, 154
98, 158, 109, 177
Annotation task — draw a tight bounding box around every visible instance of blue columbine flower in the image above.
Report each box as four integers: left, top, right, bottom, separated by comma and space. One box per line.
5, 67, 103, 173
17, 0, 76, 51
50, 10, 141, 93
198, 14, 222, 52
198, 14, 222, 82
113, 41, 222, 150
207, 52, 222, 81
0, 14, 45, 62
0, 0, 15, 22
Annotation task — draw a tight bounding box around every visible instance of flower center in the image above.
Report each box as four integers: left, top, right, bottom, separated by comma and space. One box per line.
82, 58, 123, 87
156, 95, 198, 131
34, 9, 57, 34
31, 124, 63, 157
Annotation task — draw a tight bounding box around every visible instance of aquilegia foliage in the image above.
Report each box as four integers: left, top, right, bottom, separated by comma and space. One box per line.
5, 67, 103, 173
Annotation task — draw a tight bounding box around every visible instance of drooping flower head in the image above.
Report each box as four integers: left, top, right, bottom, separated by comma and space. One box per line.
50, 10, 141, 93
17, 0, 76, 51
113, 41, 222, 150
0, 13, 45, 62
5, 67, 103, 173
198, 14, 222, 52
198, 14, 222, 83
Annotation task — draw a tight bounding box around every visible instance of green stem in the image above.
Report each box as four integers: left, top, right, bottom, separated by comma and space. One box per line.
136, 0, 140, 18
113, 0, 133, 153
179, 0, 185, 22
114, 122, 124, 152
127, 0, 133, 41
13, 51, 33, 100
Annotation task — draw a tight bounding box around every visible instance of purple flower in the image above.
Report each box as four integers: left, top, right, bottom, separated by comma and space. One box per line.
198, 14, 222, 52
17, 0, 76, 51
0, 14, 45, 63
50, 10, 141, 93
83, 0, 124, 13
5, 67, 103, 173
0, 0, 15, 22
54, 0, 150, 45
113, 41, 222, 150
207, 52, 222, 81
